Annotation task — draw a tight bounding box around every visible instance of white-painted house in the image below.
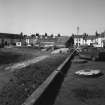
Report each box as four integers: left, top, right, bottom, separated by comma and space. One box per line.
74, 34, 105, 47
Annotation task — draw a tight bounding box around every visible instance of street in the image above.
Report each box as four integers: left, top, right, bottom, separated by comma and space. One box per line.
53, 55, 105, 105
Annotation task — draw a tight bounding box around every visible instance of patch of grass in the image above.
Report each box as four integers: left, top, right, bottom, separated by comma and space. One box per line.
0, 48, 44, 66
0, 52, 21, 65
72, 87, 105, 102
0, 54, 67, 105
0, 51, 35, 66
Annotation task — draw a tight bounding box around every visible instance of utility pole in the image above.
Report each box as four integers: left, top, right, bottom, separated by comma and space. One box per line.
77, 26, 79, 46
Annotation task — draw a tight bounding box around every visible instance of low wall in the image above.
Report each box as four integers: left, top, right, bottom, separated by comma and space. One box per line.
22, 49, 76, 105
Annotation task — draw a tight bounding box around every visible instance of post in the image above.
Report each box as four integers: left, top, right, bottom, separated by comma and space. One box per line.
77, 26, 79, 46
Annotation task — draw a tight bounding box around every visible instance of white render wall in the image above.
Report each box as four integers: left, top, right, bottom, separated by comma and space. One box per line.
74, 37, 104, 47
74, 38, 84, 45
86, 39, 92, 45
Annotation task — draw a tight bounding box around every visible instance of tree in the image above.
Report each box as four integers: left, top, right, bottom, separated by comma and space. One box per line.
1, 39, 4, 48
20, 32, 23, 36
95, 31, 99, 38
23, 35, 27, 38
20, 32, 24, 41
51, 34, 54, 38
36, 33, 40, 39
72, 33, 74, 37
31, 34, 35, 38
36, 33, 39, 37
45, 33, 48, 37
45, 33, 48, 39
65, 36, 74, 48
57, 34, 61, 37
83, 33, 88, 44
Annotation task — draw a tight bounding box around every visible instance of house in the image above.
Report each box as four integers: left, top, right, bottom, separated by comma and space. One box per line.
0, 33, 23, 47
74, 35, 84, 46
74, 33, 105, 47
25, 34, 70, 49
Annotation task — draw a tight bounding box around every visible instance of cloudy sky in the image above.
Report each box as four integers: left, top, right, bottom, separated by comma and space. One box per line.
0, 0, 105, 35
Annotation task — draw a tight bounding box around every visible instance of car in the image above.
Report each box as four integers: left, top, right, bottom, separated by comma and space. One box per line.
79, 46, 105, 61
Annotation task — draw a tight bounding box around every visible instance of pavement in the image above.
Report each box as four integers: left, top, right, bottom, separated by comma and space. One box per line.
53, 56, 105, 105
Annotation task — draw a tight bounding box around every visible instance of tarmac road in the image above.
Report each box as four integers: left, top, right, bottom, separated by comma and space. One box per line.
53, 56, 105, 105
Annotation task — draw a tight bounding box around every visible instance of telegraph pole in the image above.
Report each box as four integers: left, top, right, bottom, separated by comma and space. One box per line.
77, 26, 79, 46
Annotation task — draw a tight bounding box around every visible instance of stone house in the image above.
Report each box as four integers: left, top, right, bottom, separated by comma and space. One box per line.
0, 33, 23, 47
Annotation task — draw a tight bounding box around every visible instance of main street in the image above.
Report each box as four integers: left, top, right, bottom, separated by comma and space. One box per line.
53, 55, 105, 105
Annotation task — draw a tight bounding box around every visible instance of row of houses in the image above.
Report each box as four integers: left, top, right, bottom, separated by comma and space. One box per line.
1, 32, 105, 48
0, 33, 23, 47
73, 32, 105, 47
0, 33, 69, 48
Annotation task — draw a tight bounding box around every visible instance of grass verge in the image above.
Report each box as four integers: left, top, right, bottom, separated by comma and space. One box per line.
0, 47, 50, 66
0, 54, 67, 105
0, 51, 37, 66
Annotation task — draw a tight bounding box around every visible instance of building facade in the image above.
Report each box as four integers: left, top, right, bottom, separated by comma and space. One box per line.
74, 33, 105, 47
0, 33, 23, 47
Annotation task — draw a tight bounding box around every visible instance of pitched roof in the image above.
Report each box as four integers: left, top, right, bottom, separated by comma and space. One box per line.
0, 33, 23, 39
74, 35, 105, 40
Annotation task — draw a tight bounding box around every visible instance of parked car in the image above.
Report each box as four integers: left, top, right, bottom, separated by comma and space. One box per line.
79, 46, 105, 61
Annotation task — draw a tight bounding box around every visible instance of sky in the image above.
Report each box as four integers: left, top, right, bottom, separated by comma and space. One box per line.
0, 0, 105, 35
